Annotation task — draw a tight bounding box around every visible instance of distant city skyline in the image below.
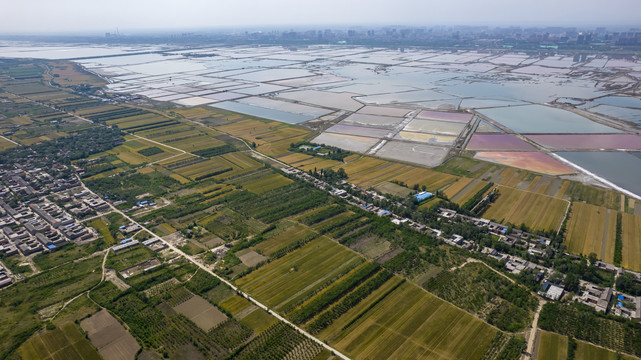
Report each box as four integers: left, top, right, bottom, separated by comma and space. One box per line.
1, 0, 640, 34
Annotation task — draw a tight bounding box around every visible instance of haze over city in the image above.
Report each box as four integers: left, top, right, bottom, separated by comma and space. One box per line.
1, 0, 641, 34
1, 0, 641, 359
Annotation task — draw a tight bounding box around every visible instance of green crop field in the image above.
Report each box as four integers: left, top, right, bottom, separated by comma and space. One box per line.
87, 218, 114, 244
235, 237, 364, 310
575, 340, 640, 360
324, 281, 497, 359
237, 172, 293, 194
565, 202, 617, 263
536, 330, 567, 360
253, 222, 316, 256
482, 186, 568, 231
18, 322, 101, 360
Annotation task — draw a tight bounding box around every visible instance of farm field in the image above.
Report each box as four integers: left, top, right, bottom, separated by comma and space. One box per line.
80, 309, 140, 360
443, 177, 473, 200
214, 118, 310, 157
87, 218, 115, 245
388, 166, 458, 191
482, 186, 568, 231
234, 171, 293, 194
340, 156, 457, 191
235, 237, 363, 310
0, 137, 18, 151
575, 340, 640, 360
565, 202, 617, 262
18, 322, 102, 360
373, 181, 413, 197
450, 179, 489, 205
621, 213, 641, 272
536, 330, 568, 360
253, 222, 315, 256
173, 294, 228, 332
324, 281, 497, 359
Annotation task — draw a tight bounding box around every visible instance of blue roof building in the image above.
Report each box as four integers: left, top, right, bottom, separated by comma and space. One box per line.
414, 191, 433, 202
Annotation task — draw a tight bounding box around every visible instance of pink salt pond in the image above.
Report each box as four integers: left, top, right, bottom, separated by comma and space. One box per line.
527, 134, 641, 150
474, 151, 574, 175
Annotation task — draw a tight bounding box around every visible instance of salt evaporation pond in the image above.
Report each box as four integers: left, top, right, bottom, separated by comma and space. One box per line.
416, 110, 473, 123
326, 124, 389, 138
210, 102, 311, 124
527, 134, 641, 150
477, 105, 622, 133
312, 133, 380, 153
404, 119, 466, 135
556, 152, 641, 197
474, 152, 573, 175
593, 96, 641, 109
466, 134, 536, 151
587, 105, 641, 125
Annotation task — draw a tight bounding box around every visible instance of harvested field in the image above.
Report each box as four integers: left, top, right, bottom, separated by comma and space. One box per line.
373, 182, 413, 197
173, 295, 227, 332
80, 309, 140, 360
565, 202, 617, 262
341, 157, 388, 177
276, 152, 314, 165
389, 167, 458, 191
348, 162, 412, 188
621, 213, 641, 272
237, 250, 267, 267
444, 178, 473, 200
451, 179, 489, 205
483, 186, 568, 231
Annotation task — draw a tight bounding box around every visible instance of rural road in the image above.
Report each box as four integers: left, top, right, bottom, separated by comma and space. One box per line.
523, 299, 546, 359
51, 250, 110, 320
76, 180, 351, 360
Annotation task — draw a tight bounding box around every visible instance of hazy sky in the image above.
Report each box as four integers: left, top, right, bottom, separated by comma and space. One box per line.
1, 0, 639, 34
